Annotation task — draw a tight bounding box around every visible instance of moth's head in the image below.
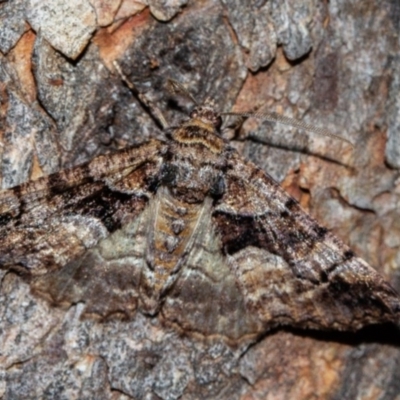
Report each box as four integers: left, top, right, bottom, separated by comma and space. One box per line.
190, 98, 222, 130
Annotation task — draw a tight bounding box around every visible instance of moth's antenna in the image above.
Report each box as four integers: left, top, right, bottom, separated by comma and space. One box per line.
221, 110, 354, 148
113, 61, 169, 130
167, 79, 198, 106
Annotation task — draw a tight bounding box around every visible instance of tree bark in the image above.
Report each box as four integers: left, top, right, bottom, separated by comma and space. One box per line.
1, 0, 400, 399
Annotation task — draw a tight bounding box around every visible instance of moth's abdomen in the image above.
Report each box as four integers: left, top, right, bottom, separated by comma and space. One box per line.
139, 186, 208, 314
153, 190, 202, 263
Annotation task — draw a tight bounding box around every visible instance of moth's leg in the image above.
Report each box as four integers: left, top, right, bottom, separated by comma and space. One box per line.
166, 79, 198, 106
220, 114, 245, 141
113, 61, 169, 130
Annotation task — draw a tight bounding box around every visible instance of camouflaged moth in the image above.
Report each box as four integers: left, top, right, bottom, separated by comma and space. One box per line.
0, 69, 399, 345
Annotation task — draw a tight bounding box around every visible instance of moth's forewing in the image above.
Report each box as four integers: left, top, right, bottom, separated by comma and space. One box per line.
0, 140, 165, 277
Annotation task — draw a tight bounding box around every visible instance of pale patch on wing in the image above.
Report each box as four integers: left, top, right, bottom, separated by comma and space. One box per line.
161, 199, 264, 344
0, 215, 109, 275
31, 202, 154, 319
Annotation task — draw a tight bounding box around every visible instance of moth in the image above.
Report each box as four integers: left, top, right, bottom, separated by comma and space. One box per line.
0, 70, 399, 346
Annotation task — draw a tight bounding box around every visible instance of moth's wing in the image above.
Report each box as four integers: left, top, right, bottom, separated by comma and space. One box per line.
161, 197, 264, 345
0, 139, 166, 306
31, 204, 154, 319
212, 152, 400, 331
0, 140, 167, 319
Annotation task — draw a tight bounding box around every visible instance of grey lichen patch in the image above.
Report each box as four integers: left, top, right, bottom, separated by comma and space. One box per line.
0, 0, 29, 54
222, 0, 312, 72
26, 0, 97, 60
88, 0, 122, 27
1, 86, 59, 189
282, 22, 312, 61
386, 62, 400, 168
148, 0, 189, 22
247, 7, 277, 71
0, 273, 62, 369
222, 1, 277, 72
114, 0, 147, 21
270, 0, 312, 61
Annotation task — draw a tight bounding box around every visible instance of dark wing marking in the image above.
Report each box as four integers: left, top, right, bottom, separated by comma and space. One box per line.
0, 139, 167, 276
213, 152, 400, 331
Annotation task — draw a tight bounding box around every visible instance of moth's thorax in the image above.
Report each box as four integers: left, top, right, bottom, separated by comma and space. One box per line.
171, 107, 224, 154
166, 111, 227, 203
164, 144, 226, 204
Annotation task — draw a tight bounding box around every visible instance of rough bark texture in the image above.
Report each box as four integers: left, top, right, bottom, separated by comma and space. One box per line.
1, 0, 400, 399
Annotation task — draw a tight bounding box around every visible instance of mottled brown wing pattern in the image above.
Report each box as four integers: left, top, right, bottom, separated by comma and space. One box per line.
0, 139, 166, 276
31, 200, 153, 319
1, 91, 399, 347
213, 152, 400, 331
